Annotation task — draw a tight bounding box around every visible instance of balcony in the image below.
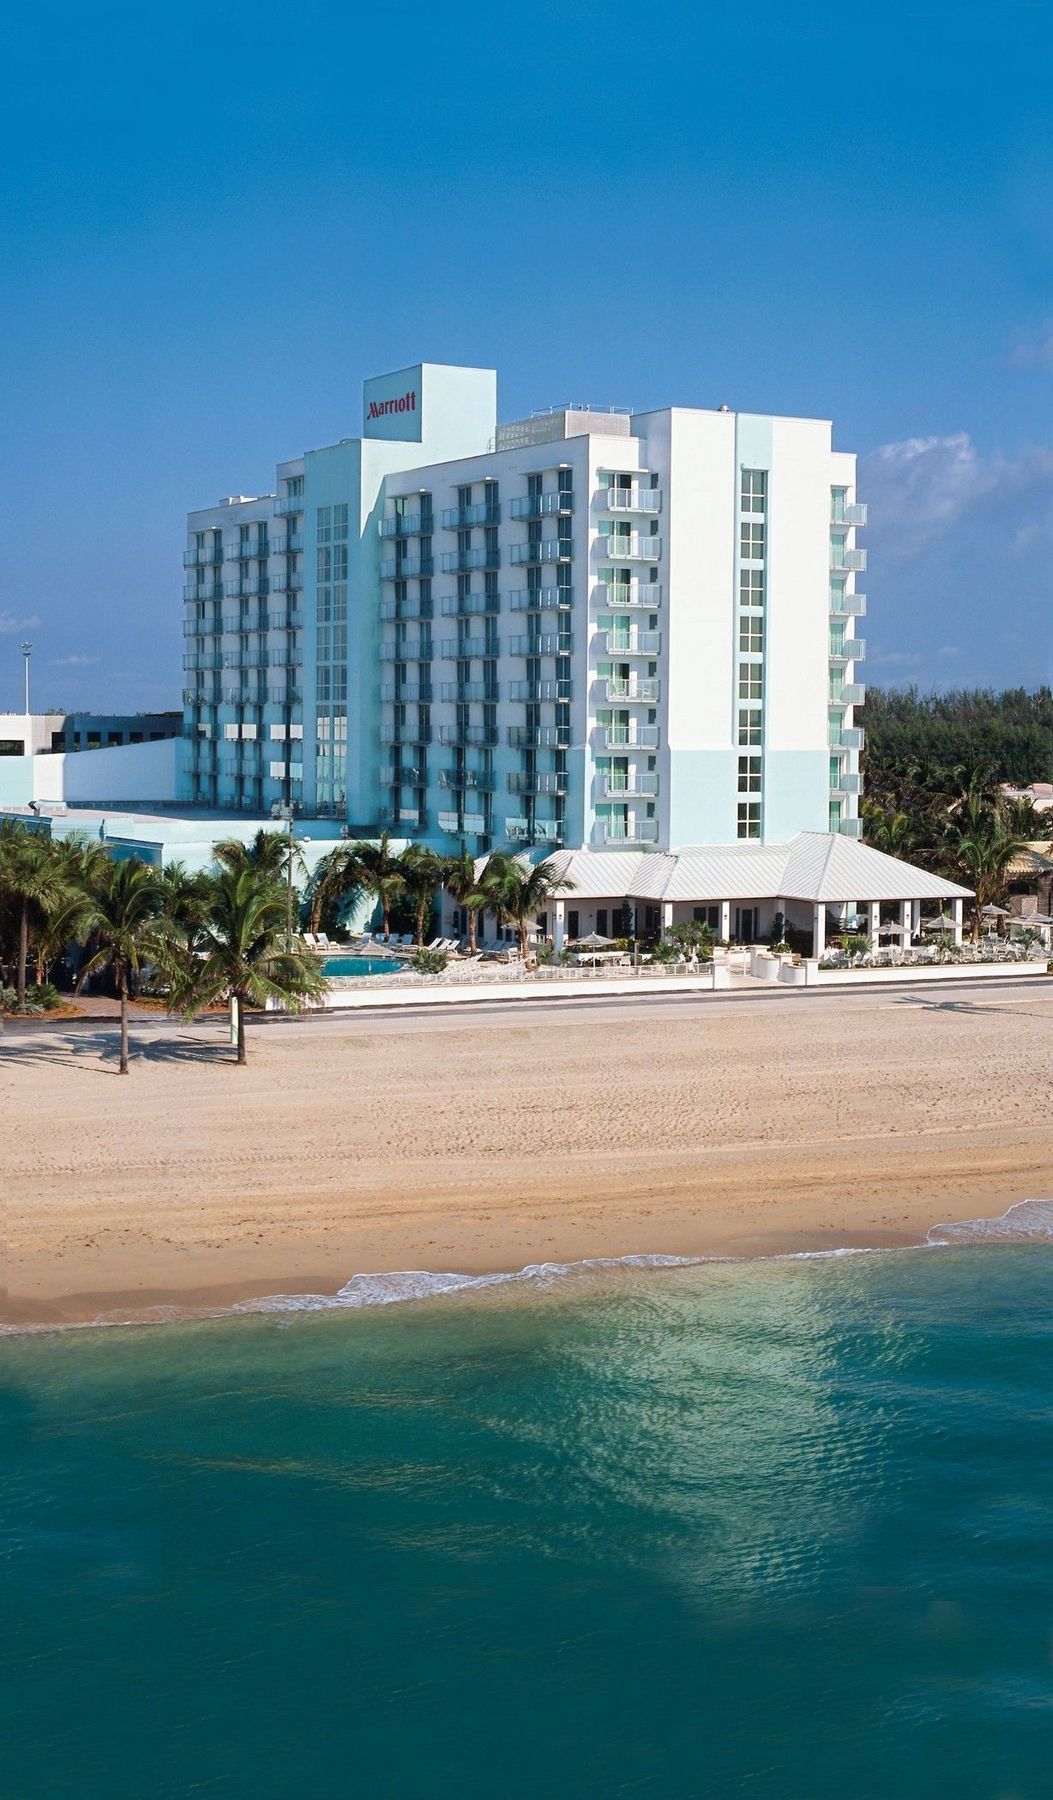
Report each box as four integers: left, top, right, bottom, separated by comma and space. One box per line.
381, 597, 434, 621
605, 677, 659, 702
440, 503, 501, 529
271, 570, 303, 593
224, 576, 264, 598
839, 816, 864, 838
509, 492, 572, 519
830, 771, 863, 796
600, 820, 659, 845
508, 633, 572, 657
600, 485, 662, 513
380, 641, 430, 662
603, 629, 660, 655
509, 540, 572, 566
273, 492, 303, 516
604, 725, 659, 750
271, 533, 303, 556
183, 582, 222, 602
509, 679, 572, 702
441, 547, 500, 573
382, 682, 433, 704
508, 587, 572, 612
380, 513, 424, 538
439, 591, 500, 617
602, 774, 658, 798
828, 725, 865, 750
182, 548, 210, 568
507, 772, 568, 796
506, 818, 564, 845
438, 810, 488, 836
379, 724, 432, 746
507, 725, 570, 749
439, 681, 499, 702
438, 725, 498, 748
438, 769, 496, 792
830, 590, 866, 618
830, 546, 867, 573
831, 501, 868, 526
224, 539, 269, 562
266, 611, 303, 631
598, 581, 662, 609
438, 638, 498, 660
380, 556, 432, 580
380, 766, 425, 787
602, 534, 661, 561
183, 653, 223, 671
830, 637, 866, 662
829, 683, 866, 708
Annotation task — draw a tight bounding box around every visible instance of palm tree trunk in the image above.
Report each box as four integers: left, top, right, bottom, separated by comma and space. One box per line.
236, 990, 247, 1066
416, 898, 426, 946
118, 966, 129, 1075
468, 908, 477, 954
382, 898, 391, 941
518, 922, 529, 962
18, 899, 29, 1004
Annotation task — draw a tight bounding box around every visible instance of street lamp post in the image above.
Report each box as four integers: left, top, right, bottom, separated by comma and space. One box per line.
273, 801, 296, 942
20, 641, 32, 716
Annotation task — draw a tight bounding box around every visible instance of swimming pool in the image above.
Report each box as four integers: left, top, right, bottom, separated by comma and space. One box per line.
322, 954, 405, 977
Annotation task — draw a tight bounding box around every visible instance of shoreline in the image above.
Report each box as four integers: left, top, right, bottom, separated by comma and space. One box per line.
5, 987, 1051, 1333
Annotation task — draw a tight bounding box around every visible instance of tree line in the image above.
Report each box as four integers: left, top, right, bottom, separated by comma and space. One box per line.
861, 686, 1052, 793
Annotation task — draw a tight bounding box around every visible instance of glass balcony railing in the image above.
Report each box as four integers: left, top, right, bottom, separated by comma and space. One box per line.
830, 590, 866, 617
831, 501, 867, 526
508, 633, 572, 657
380, 556, 432, 579
830, 547, 867, 573
438, 638, 497, 660
602, 535, 661, 561
438, 769, 496, 792
441, 548, 499, 573
438, 681, 499, 703
507, 772, 568, 796
598, 581, 662, 609
440, 503, 500, 529
509, 541, 572, 566
439, 591, 501, 617
602, 773, 658, 798
604, 725, 659, 750
508, 679, 572, 702
604, 630, 660, 655
508, 587, 572, 611
507, 725, 570, 749
605, 677, 660, 702
509, 492, 573, 519
273, 492, 303, 516
438, 725, 498, 748
600, 486, 662, 513
599, 820, 659, 844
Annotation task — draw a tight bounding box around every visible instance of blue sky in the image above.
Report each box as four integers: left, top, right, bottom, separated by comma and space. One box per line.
1, 0, 1051, 712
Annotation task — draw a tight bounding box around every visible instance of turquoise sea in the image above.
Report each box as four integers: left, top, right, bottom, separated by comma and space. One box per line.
4, 1216, 1053, 1799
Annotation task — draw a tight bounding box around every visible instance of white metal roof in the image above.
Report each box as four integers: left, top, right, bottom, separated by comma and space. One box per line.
534, 834, 971, 904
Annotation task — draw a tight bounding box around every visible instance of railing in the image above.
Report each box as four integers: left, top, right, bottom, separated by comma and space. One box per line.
605, 677, 659, 701
509, 492, 572, 519
601, 486, 662, 513
830, 547, 867, 572
508, 633, 572, 656
605, 726, 659, 749
507, 725, 570, 748
831, 501, 867, 526
599, 581, 662, 609
439, 592, 500, 617
380, 556, 432, 579
602, 774, 658, 798
270, 533, 303, 556
183, 653, 223, 671
830, 771, 863, 795
599, 820, 659, 844
224, 576, 264, 598
829, 682, 866, 707
225, 539, 268, 562
439, 682, 499, 702
380, 641, 428, 662
440, 504, 500, 528
509, 540, 572, 565
509, 679, 572, 702
830, 636, 866, 661
603, 629, 660, 654
505, 819, 564, 845
438, 811, 488, 835
441, 548, 499, 573
602, 535, 661, 560
828, 726, 865, 750
438, 725, 498, 747
182, 548, 210, 567
273, 492, 303, 516
382, 683, 433, 703
830, 590, 866, 617
380, 766, 425, 786
438, 769, 496, 791
381, 597, 434, 621
438, 638, 497, 659
508, 587, 572, 611
507, 772, 568, 796
380, 514, 424, 537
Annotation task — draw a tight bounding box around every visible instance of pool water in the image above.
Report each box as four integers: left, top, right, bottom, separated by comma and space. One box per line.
322, 954, 405, 977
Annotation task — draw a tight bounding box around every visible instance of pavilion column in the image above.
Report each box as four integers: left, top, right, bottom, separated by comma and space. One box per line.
719, 900, 731, 944
899, 899, 912, 940
812, 903, 826, 959
910, 899, 921, 938
553, 898, 565, 953
867, 900, 881, 945
661, 902, 673, 939
951, 897, 964, 946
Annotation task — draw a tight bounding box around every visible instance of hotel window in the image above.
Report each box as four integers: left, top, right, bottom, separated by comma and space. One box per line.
740, 521, 765, 561
740, 568, 765, 610
741, 469, 767, 513
739, 618, 764, 654
317, 505, 331, 545
738, 668, 764, 701
831, 486, 847, 523
333, 503, 348, 539
737, 755, 762, 794
737, 801, 761, 839
738, 711, 762, 745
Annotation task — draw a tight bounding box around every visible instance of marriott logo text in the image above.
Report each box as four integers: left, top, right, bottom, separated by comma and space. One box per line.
367, 390, 417, 419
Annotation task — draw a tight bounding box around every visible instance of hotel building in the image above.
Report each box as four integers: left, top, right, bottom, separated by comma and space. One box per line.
181, 363, 866, 851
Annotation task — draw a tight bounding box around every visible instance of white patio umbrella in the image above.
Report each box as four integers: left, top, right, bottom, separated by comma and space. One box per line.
922, 913, 958, 931
878, 921, 910, 937
980, 904, 1010, 919
573, 931, 615, 948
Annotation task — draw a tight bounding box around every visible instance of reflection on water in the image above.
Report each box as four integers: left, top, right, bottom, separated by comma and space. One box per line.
3, 1247, 1052, 1799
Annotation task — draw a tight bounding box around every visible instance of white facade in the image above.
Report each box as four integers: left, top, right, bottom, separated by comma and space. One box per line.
181, 365, 866, 850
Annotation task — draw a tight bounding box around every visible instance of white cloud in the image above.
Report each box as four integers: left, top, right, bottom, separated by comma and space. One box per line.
862, 432, 1053, 560
0, 611, 40, 634
1007, 322, 1053, 370
52, 654, 100, 667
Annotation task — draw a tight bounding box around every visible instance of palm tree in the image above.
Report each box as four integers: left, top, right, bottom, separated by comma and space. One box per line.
399, 844, 445, 946
166, 865, 325, 1065
353, 832, 406, 941
213, 827, 304, 883
306, 843, 362, 935
442, 848, 488, 953
32, 835, 111, 987
481, 853, 574, 963
76, 858, 167, 1074
0, 821, 69, 1004
942, 784, 1028, 940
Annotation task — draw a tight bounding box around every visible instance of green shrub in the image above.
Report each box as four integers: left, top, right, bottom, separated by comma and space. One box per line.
26, 982, 62, 1012
667, 920, 715, 956
1, 986, 17, 1013
411, 949, 448, 976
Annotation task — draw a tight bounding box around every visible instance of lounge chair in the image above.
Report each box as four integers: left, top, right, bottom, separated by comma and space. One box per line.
314, 932, 332, 950
302, 932, 318, 949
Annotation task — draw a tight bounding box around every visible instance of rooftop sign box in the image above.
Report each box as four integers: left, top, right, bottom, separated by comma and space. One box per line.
363, 366, 424, 442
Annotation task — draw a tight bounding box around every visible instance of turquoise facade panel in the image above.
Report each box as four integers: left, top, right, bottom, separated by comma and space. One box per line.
761, 750, 830, 840
667, 750, 739, 845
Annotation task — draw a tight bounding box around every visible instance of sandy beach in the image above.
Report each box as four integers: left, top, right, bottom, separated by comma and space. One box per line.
3, 981, 1051, 1326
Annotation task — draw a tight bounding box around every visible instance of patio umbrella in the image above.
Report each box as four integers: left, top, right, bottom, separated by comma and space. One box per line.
922, 913, 957, 931
573, 931, 615, 948
981, 904, 1009, 919
878, 921, 910, 937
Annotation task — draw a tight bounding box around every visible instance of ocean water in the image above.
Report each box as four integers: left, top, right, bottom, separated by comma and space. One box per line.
4, 1225, 1053, 1799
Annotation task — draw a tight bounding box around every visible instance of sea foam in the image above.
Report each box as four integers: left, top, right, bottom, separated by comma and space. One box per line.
926, 1198, 1053, 1245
